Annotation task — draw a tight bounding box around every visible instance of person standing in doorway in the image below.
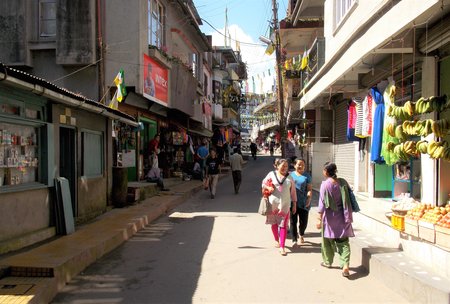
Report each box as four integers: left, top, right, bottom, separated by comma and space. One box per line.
290, 159, 312, 245
229, 147, 244, 194
196, 140, 209, 181
262, 158, 297, 256
205, 149, 221, 199
148, 134, 160, 169
317, 162, 355, 277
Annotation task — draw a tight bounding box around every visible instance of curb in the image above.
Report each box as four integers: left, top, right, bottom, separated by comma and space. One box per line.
0, 181, 205, 304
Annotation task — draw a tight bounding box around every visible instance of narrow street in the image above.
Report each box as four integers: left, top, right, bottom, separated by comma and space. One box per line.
52, 156, 407, 304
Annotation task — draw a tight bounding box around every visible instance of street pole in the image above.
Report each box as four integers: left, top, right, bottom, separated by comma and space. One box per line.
272, 0, 285, 158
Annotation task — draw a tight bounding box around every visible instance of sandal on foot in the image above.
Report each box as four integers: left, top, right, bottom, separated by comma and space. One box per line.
274, 242, 280, 248
342, 269, 350, 277
279, 248, 287, 256
320, 262, 332, 268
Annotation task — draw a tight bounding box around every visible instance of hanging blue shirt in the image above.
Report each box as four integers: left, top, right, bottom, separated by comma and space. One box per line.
370, 87, 385, 163
290, 172, 312, 210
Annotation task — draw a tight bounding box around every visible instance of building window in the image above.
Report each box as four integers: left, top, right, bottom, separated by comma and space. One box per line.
82, 130, 103, 177
148, 0, 165, 48
39, 0, 56, 37
192, 53, 198, 78
204, 73, 208, 96
334, 0, 356, 29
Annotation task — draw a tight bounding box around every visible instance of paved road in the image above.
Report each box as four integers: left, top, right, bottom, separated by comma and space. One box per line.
52, 155, 408, 304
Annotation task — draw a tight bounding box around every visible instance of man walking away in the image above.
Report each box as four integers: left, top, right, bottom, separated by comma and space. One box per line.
250, 141, 258, 160
196, 140, 209, 181
229, 147, 244, 194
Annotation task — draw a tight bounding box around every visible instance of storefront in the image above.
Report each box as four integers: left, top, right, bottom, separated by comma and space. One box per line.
0, 65, 137, 254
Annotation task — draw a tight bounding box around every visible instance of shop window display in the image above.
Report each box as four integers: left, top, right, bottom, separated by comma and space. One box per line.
0, 122, 39, 187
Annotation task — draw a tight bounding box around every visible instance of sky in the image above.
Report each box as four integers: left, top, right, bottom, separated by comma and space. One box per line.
193, 0, 289, 95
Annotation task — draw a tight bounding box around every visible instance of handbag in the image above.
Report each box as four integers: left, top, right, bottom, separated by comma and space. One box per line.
348, 187, 360, 212
258, 196, 271, 216
338, 178, 360, 213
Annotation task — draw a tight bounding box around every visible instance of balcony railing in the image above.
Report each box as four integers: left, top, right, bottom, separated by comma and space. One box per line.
285, 37, 325, 95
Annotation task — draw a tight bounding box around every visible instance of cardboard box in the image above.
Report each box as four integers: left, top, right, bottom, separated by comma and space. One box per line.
435, 225, 450, 250
405, 218, 419, 237
418, 220, 436, 243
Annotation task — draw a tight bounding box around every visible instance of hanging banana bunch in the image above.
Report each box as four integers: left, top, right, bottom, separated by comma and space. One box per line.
416, 140, 429, 154
402, 120, 417, 135
403, 141, 419, 157
387, 123, 395, 137
395, 125, 407, 141
412, 119, 434, 137
387, 102, 414, 121
393, 143, 410, 161
443, 147, 450, 162
415, 95, 449, 114
386, 141, 396, 152
431, 118, 449, 138
427, 140, 449, 159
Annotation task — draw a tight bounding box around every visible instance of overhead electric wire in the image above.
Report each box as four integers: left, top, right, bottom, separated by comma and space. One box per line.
200, 18, 266, 47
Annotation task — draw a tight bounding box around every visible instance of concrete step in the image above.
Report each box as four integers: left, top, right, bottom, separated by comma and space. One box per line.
351, 218, 450, 303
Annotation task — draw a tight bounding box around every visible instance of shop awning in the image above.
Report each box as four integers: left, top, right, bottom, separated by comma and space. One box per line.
0, 63, 138, 127
189, 127, 213, 137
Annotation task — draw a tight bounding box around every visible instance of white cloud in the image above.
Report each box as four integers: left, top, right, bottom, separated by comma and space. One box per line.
209, 24, 276, 95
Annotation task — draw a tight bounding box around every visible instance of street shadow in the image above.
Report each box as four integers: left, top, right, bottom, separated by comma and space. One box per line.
51, 156, 326, 304
289, 241, 321, 254
238, 246, 266, 249
52, 215, 216, 304
347, 265, 369, 280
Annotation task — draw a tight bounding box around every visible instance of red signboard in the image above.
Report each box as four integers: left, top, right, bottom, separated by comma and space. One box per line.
143, 53, 168, 105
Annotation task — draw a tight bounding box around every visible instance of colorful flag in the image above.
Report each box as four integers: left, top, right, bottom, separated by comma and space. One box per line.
114, 69, 127, 102
265, 43, 275, 55
108, 91, 119, 110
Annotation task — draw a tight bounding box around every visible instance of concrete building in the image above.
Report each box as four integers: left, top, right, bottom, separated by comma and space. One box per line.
0, 64, 137, 254
281, 0, 450, 203
211, 46, 247, 143
0, 0, 215, 183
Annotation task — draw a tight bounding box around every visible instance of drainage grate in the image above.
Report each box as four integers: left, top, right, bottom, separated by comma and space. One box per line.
10, 267, 54, 277
0, 284, 34, 295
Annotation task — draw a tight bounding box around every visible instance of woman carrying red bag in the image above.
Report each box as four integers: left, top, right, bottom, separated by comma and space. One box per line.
261, 158, 297, 256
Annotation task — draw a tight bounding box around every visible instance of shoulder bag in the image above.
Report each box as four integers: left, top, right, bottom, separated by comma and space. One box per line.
258, 196, 271, 216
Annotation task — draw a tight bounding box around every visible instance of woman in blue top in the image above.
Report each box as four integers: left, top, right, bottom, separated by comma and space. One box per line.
290, 159, 312, 245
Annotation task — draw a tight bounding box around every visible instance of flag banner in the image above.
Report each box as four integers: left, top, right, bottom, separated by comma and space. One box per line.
114, 69, 127, 102
265, 43, 275, 56
108, 91, 119, 110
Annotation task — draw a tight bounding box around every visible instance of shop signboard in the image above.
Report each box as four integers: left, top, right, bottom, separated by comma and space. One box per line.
143, 54, 168, 106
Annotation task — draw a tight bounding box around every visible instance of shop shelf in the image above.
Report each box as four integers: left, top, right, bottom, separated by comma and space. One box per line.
418, 220, 436, 243
405, 218, 419, 237
435, 225, 450, 250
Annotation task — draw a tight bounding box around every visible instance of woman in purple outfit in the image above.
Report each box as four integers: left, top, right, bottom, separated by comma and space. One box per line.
316, 162, 354, 277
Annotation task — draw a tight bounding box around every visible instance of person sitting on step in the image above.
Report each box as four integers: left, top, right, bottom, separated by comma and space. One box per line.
146, 167, 169, 191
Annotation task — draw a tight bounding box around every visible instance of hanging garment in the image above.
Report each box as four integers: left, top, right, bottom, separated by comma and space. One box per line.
381, 82, 399, 165
354, 97, 366, 138
347, 100, 358, 141
362, 94, 373, 137
370, 87, 385, 163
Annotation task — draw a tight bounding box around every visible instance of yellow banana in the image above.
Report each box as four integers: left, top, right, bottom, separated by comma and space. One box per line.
428, 140, 438, 155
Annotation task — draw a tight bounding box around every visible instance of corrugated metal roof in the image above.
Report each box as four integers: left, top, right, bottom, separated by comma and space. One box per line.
0, 63, 136, 123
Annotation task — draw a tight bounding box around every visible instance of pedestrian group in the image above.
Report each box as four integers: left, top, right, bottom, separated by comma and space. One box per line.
261, 158, 356, 278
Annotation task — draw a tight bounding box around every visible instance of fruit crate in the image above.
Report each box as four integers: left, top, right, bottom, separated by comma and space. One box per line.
391, 214, 405, 231
418, 220, 436, 243
435, 225, 450, 250
405, 217, 419, 237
